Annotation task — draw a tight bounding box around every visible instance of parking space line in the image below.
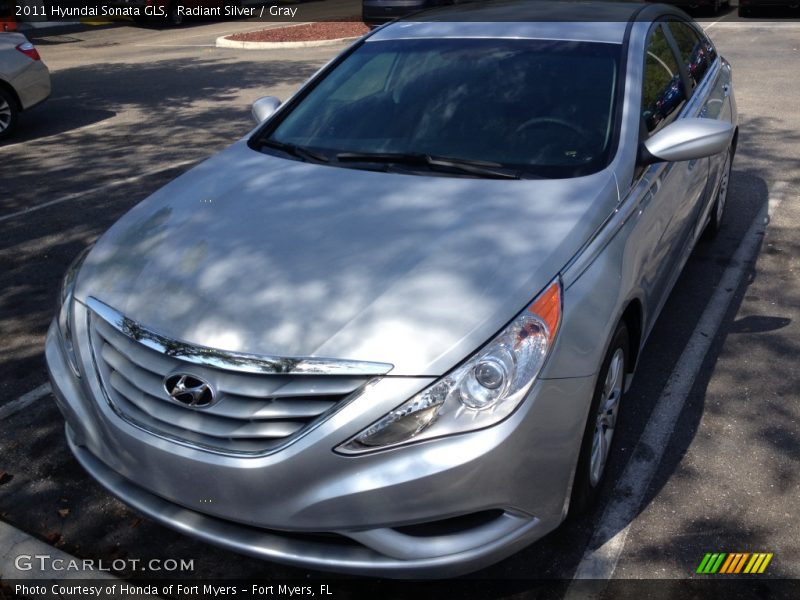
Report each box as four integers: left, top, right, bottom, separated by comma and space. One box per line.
0, 120, 117, 152
0, 158, 198, 224
702, 17, 725, 31
0, 383, 52, 421
565, 182, 788, 595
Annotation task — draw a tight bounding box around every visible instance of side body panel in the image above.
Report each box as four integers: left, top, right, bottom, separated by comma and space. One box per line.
7, 59, 50, 109
545, 19, 735, 381
0, 37, 50, 109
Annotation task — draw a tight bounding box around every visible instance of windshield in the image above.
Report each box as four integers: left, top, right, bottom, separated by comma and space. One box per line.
256, 38, 622, 179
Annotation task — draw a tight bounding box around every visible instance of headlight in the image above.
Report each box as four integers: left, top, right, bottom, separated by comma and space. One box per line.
56, 245, 92, 377
338, 278, 562, 454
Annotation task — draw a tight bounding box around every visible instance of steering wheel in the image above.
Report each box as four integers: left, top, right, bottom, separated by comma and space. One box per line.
515, 117, 589, 139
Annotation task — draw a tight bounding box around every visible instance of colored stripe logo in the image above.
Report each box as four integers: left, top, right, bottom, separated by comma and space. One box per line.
696, 552, 773, 574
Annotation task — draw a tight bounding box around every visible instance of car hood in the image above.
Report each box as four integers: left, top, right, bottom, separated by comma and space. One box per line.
76, 141, 618, 376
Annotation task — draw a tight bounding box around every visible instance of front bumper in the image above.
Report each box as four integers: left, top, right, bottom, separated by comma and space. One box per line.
47, 317, 595, 577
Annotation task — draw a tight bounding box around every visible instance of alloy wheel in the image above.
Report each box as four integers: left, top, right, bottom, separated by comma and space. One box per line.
590, 347, 624, 486
716, 152, 731, 224
0, 96, 11, 133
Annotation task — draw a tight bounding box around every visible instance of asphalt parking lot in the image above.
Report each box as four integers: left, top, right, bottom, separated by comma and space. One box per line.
1, 6, 799, 594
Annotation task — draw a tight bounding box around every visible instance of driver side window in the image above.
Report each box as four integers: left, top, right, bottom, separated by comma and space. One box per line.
641, 25, 686, 136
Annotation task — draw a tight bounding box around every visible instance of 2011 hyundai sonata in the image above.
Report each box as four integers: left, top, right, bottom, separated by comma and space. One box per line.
47, 0, 737, 577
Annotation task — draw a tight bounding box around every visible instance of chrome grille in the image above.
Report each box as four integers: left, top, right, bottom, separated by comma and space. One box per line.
86, 298, 389, 455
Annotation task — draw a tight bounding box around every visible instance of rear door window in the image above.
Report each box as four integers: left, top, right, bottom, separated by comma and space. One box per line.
642, 25, 686, 135
668, 21, 713, 90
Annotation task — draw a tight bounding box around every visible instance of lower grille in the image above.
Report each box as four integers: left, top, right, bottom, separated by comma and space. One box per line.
86, 299, 382, 455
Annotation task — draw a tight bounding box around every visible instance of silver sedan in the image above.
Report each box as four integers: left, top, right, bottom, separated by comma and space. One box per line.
0, 32, 50, 140
47, 1, 736, 578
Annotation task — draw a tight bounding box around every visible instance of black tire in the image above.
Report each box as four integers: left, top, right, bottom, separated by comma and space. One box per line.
738, 5, 752, 16
0, 86, 19, 141
131, 14, 150, 25
569, 321, 629, 516
703, 148, 732, 239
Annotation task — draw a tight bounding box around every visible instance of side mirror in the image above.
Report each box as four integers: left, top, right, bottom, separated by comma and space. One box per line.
639, 118, 735, 165
251, 96, 282, 124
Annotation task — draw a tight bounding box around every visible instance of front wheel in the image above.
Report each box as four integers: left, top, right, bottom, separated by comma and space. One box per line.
703, 149, 732, 239
569, 321, 629, 516
0, 87, 19, 141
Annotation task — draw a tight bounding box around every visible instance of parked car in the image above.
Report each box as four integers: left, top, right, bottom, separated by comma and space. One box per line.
654, 0, 730, 15
0, 0, 17, 32
737, 0, 799, 16
47, 0, 737, 578
362, 0, 457, 26
0, 33, 50, 140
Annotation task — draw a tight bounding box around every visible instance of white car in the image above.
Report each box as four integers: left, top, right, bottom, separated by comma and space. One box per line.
0, 32, 50, 140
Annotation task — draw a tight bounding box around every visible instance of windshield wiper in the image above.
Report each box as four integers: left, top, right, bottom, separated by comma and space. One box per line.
335, 152, 520, 180
261, 140, 330, 163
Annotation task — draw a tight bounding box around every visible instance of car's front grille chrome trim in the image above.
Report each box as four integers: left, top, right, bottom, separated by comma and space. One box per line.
84, 297, 384, 455
86, 297, 394, 377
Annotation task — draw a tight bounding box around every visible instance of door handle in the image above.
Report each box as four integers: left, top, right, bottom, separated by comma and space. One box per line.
688, 159, 698, 171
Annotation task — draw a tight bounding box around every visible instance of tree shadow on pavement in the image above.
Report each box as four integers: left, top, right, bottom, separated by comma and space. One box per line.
9, 105, 117, 145
1, 54, 322, 213
575, 114, 800, 577
0, 53, 323, 398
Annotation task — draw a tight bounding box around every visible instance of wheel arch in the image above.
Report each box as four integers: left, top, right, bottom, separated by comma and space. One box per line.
619, 298, 644, 377
0, 78, 21, 111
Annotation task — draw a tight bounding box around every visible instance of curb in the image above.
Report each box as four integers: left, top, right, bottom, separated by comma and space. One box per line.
0, 520, 116, 581
215, 35, 359, 49
0, 521, 161, 599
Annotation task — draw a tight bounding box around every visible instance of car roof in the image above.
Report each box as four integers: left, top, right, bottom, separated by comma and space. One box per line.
369, 0, 669, 45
